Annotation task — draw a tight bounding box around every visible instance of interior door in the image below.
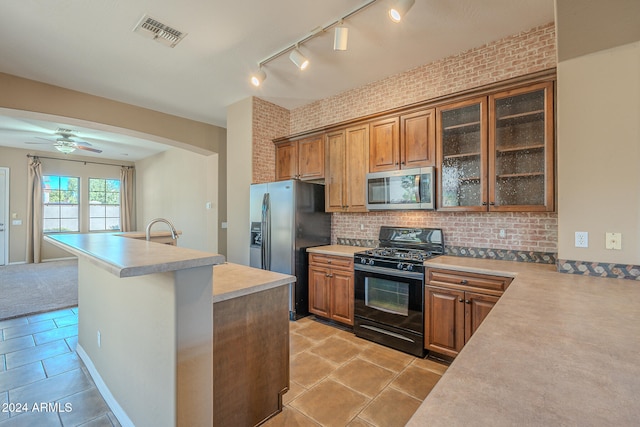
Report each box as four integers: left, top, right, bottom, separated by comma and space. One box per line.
0, 168, 7, 265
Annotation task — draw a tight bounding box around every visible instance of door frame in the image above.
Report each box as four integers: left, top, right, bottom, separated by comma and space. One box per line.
0, 167, 9, 266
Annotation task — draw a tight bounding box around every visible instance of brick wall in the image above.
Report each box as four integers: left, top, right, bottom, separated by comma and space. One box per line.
290, 23, 556, 134
333, 211, 557, 253
252, 97, 290, 184
255, 23, 559, 254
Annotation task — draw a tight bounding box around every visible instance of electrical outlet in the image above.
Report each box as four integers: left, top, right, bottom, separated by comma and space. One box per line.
499, 229, 506, 239
605, 232, 622, 250
97, 331, 101, 348
575, 231, 588, 248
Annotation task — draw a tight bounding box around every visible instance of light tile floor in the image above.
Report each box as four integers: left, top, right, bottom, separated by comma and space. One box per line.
0, 308, 119, 427
265, 317, 448, 427
1, 309, 448, 427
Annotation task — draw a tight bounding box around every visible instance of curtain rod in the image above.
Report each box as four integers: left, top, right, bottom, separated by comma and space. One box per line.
27, 154, 133, 169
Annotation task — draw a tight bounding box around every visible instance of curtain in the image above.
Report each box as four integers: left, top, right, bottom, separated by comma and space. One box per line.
26, 157, 43, 263
120, 166, 135, 232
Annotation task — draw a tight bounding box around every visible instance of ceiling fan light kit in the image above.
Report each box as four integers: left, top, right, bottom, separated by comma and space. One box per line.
54, 141, 77, 154
249, 0, 413, 88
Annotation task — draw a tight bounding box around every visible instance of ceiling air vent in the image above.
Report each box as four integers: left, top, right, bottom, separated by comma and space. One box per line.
133, 14, 187, 48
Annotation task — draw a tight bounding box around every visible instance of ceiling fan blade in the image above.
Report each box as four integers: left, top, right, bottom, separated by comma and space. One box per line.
24, 141, 51, 145
76, 145, 102, 153
35, 136, 56, 142
73, 139, 93, 147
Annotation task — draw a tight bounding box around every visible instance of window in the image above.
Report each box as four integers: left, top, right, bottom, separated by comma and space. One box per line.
43, 176, 80, 233
89, 178, 121, 231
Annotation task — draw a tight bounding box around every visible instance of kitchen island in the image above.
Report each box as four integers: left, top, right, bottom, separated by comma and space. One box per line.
212, 262, 295, 426
408, 256, 640, 426
45, 233, 224, 427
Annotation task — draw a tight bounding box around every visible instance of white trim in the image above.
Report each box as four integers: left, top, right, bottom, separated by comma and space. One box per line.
0, 167, 9, 266
76, 344, 135, 427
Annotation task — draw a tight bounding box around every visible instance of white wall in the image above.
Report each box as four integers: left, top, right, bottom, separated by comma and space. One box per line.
226, 97, 253, 265
135, 148, 219, 253
557, 41, 640, 263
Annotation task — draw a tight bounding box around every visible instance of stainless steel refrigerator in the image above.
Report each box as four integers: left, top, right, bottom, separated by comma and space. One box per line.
250, 180, 331, 320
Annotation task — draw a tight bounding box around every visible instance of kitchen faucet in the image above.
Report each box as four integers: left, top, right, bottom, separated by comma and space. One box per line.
145, 218, 178, 241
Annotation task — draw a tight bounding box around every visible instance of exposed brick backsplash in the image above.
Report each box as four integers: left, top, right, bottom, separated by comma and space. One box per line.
253, 98, 290, 184
332, 211, 558, 254
289, 23, 556, 134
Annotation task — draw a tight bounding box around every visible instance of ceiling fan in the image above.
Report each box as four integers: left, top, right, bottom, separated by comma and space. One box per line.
26, 129, 103, 154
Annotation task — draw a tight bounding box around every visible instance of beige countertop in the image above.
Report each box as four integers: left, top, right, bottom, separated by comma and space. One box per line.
212, 262, 295, 303
408, 255, 640, 425
307, 244, 371, 257
45, 233, 224, 278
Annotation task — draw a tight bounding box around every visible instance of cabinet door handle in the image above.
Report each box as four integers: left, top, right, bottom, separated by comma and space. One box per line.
460, 279, 468, 285
458, 298, 464, 303
489, 202, 495, 206
482, 202, 488, 206
327, 259, 332, 264
465, 300, 471, 304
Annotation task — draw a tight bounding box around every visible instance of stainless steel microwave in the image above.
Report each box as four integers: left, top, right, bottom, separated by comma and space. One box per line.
366, 167, 435, 210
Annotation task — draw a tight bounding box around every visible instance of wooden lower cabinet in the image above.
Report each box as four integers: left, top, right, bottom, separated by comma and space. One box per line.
308, 253, 354, 326
424, 268, 510, 357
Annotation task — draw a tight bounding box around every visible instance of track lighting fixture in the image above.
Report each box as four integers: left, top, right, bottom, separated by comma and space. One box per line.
388, 0, 415, 23
250, 69, 267, 87
249, 0, 384, 87
289, 48, 309, 70
333, 25, 349, 51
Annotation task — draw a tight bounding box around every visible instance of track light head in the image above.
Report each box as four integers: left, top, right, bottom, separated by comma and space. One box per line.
389, 0, 415, 23
289, 48, 309, 70
250, 69, 267, 87
333, 26, 349, 51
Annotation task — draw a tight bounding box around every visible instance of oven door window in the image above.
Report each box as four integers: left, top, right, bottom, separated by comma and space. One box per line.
365, 277, 409, 316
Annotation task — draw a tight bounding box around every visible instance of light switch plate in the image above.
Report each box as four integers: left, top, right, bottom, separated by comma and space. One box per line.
605, 232, 622, 250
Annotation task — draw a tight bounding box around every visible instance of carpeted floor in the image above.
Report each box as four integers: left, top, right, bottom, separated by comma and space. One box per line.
0, 259, 78, 321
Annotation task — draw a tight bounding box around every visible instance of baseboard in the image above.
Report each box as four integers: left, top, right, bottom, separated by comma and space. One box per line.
7, 261, 26, 265
76, 344, 134, 427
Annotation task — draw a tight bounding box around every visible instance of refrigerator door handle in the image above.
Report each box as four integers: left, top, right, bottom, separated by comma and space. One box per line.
261, 192, 271, 270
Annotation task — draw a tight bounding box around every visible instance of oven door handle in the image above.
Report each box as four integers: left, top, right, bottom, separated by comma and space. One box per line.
354, 263, 424, 280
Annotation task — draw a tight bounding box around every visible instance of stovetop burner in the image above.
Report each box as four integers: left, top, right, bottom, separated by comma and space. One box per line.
354, 226, 445, 273
363, 247, 434, 262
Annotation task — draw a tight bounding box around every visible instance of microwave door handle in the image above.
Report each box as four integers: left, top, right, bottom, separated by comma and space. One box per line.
415, 175, 421, 202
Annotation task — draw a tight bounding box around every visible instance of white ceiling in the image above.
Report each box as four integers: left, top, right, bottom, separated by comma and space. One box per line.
0, 0, 554, 161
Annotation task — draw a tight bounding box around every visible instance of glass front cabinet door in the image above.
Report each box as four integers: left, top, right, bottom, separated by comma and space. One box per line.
489, 82, 554, 211
436, 97, 488, 211
437, 81, 554, 212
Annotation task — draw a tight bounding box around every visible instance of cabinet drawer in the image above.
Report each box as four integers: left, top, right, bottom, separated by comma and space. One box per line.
427, 268, 512, 295
309, 253, 354, 270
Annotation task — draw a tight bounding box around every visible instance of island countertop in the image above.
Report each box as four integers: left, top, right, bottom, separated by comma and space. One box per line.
212, 262, 295, 303
408, 256, 640, 426
45, 233, 224, 278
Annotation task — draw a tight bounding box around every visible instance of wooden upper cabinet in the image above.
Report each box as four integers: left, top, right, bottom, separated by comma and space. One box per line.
401, 109, 436, 168
436, 97, 489, 211
436, 81, 555, 212
369, 110, 436, 173
297, 135, 325, 180
488, 82, 554, 212
275, 140, 297, 181
325, 130, 347, 212
344, 124, 369, 212
275, 135, 324, 181
369, 117, 399, 172
325, 125, 369, 213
